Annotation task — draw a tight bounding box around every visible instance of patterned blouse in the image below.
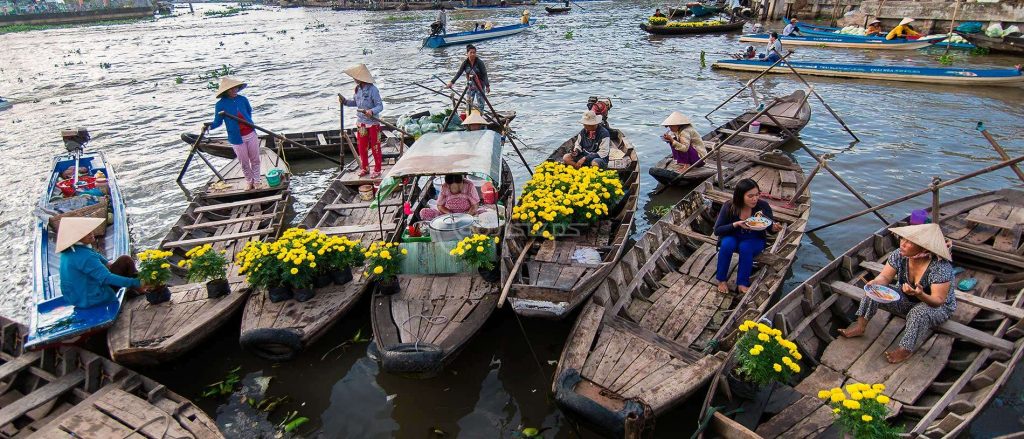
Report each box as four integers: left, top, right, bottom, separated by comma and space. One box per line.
886, 250, 957, 312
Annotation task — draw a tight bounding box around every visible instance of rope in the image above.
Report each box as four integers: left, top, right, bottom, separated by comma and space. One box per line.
400, 314, 449, 351
703, 338, 720, 354
118, 412, 177, 439
690, 406, 743, 439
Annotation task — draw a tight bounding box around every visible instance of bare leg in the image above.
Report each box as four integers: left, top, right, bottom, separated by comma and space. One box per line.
839, 316, 868, 338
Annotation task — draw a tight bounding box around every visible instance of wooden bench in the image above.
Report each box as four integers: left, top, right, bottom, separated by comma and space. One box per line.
717, 128, 785, 143
966, 211, 1022, 232
318, 223, 397, 236
325, 200, 402, 211
193, 194, 282, 213
182, 213, 277, 230
163, 228, 274, 249
0, 369, 85, 427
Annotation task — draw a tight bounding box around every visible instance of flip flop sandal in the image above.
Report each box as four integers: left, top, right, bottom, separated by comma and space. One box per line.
952, 266, 966, 276
957, 278, 978, 291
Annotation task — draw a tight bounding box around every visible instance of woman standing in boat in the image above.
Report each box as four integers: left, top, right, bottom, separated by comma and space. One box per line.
448, 44, 489, 113
839, 224, 957, 364
661, 111, 706, 172
341, 63, 385, 178
713, 179, 782, 294
206, 77, 261, 191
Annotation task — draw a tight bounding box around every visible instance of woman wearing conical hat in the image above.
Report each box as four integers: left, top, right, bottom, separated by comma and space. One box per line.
462, 110, 488, 131
839, 223, 957, 363
661, 111, 706, 172
57, 217, 142, 309
206, 77, 261, 191
886, 17, 920, 40
341, 63, 384, 178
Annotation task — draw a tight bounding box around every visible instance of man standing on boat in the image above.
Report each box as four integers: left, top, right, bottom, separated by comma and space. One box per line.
448, 44, 489, 113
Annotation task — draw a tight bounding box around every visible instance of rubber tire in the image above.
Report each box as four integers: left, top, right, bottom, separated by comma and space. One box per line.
239, 328, 302, 362
379, 343, 444, 375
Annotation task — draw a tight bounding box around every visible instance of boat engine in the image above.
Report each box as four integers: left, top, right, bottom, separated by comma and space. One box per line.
60, 128, 90, 153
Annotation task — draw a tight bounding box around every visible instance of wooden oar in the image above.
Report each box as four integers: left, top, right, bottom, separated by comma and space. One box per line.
218, 112, 343, 165
338, 94, 360, 167
569, 0, 585, 11
176, 124, 225, 183
498, 238, 535, 308
477, 87, 533, 176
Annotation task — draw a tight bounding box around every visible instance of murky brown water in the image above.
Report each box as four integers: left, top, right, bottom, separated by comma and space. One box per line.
1, 1, 1023, 437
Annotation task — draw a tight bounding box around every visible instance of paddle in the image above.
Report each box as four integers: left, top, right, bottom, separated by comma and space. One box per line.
217, 112, 343, 165
498, 237, 535, 308
338, 94, 360, 167
569, 0, 585, 11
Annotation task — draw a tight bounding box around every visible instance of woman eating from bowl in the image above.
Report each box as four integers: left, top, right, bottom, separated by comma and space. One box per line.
419, 174, 479, 221
839, 223, 956, 364
713, 178, 782, 294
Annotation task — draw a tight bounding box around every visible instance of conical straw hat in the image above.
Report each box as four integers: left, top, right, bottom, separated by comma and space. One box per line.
899, 17, 914, 26
462, 110, 488, 126
55, 217, 105, 253
580, 110, 602, 125
890, 223, 952, 261
344, 63, 375, 84
661, 111, 692, 126
215, 77, 246, 98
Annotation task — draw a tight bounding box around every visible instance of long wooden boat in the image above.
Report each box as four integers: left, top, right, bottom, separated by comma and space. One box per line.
423, 19, 534, 48
181, 126, 407, 161
956, 31, 1024, 56
640, 20, 744, 35
700, 187, 1024, 439
553, 153, 810, 436
106, 147, 291, 365
784, 18, 976, 50
740, 32, 946, 50
545, 5, 569, 13
27, 149, 130, 350
712, 59, 1024, 86
501, 129, 640, 320
649, 89, 811, 188
669, 3, 724, 18
0, 317, 223, 438
370, 130, 513, 377
238, 158, 409, 361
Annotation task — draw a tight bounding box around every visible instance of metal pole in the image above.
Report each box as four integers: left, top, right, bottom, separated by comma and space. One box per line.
806, 154, 1024, 233
705, 52, 794, 119
779, 58, 860, 142
977, 122, 1024, 183
218, 112, 343, 165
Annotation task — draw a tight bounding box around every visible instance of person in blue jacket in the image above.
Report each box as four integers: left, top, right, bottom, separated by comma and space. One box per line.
205, 77, 261, 190
341, 63, 385, 178
713, 179, 782, 294
57, 217, 142, 308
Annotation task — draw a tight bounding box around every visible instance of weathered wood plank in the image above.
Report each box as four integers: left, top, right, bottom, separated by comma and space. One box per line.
0, 370, 85, 427
191, 194, 283, 213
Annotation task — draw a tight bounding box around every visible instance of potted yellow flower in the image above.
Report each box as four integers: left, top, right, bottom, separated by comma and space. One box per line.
450, 234, 500, 282
318, 235, 365, 285
236, 240, 290, 302
817, 383, 901, 438
649, 16, 668, 26
137, 249, 173, 304
729, 320, 802, 398
364, 241, 407, 295
512, 161, 625, 240
181, 243, 230, 298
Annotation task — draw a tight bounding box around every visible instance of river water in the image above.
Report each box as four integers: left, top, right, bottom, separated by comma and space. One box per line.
1, 1, 1023, 437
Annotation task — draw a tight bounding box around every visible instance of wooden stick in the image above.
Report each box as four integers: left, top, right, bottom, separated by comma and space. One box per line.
789, 154, 826, 203
705, 52, 794, 119
338, 94, 360, 165
807, 154, 1024, 233
779, 58, 860, 141
978, 122, 1024, 183
176, 124, 225, 183
931, 177, 941, 221
797, 142, 888, 225
478, 88, 533, 176
441, 84, 469, 132
217, 112, 343, 165
498, 238, 535, 308
943, 0, 961, 56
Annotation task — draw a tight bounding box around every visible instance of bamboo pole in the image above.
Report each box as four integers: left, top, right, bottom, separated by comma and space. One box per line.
806, 154, 1024, 233
943, 0, 961, 56
788, 154, 825, 204
498, 238, 535, 308
217, 112, 343, 166
477, 88, 534, 176
931, 177, 941, 222
338, 94, 359, 166
977, 122, 1024, 183
705, 52, 794, 119
176, 124, 225, 184
779, 58, 859, 141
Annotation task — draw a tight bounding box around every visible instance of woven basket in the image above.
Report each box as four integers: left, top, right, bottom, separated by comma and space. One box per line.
49, 197, 108, 237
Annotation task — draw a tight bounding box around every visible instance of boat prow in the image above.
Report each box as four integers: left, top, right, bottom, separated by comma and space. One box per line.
713, 59, 1024, 86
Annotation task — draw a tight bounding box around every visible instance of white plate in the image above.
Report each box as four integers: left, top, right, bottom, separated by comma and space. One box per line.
745, 217, 773, 231
864, 284, 901, 303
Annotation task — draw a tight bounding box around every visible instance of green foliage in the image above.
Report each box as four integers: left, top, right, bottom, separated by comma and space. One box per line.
649, 205, 672, 217
183, 244, 228, 283
733, 320, 802, 387
201, 366, 241, 399
822, 384, 902, 439
970, 46, 990, 56
937, 53, 956, 66
564, 30, 573, 39
204, 6, 242, 17
450, 234, 499, 270
137, 249, 173, 287
648, 16, 668, 26
278, 411, 309, 433
175, 76, 184, 84
363, 241, 406, 282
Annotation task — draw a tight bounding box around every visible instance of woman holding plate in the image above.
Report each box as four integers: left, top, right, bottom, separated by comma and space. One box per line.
713, 179, 782, 294
839, 223, 957, 364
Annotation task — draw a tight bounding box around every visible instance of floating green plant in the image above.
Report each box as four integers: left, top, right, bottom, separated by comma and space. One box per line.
201, 366, 241, 398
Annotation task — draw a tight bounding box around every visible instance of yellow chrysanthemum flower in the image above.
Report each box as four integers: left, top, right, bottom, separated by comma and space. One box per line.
290, 268, 298, 275
773, 363, 782, 372
373, 266, 384, 275
758, 333, 769, 342
861, 415, 873, 422
876, 395, 890, 404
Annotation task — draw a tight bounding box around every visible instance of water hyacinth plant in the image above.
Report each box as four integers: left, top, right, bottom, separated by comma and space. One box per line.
181, 243, 228, 283
450, 234, 499, 270
818, 383, 901, 439
511, 161, 624, 240
733, 320, 802, 387
363, 241, 407, 282
137, 249, 173, 286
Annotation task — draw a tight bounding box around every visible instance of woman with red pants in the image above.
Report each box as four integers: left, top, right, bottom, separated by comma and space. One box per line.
341, 64, 385, 178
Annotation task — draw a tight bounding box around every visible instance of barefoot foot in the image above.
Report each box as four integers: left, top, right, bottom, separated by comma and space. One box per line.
838, 323, 866, 338
717, 281, 729, 293
738, 285, 750, 294
885, 348, 912, 363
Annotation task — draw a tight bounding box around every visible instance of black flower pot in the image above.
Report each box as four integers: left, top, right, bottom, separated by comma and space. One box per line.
293, 287, 315, 302
145, 285, 171, 305
206, 278, 230, 299
726, 369, 762, 400
268, 285, 293, 303
313, 273, 332, 289
376, 278, 400, 295
331, 267, 354, 285
478, 266, 500, 283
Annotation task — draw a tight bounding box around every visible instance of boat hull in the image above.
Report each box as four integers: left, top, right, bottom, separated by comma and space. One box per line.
712, 59, 1024, 86
785, 18, 976, 49
740, 32, 944, 50
956, 31, 1024, 55
640, 20, 744, 35
423, 19, 533, 48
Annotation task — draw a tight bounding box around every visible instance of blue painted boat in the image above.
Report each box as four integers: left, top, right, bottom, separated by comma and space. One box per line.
782, 18, 976, 50
712, 58, 1024, 86
423, 18, 534, 48
26, 148, 130, 350
740, 32, 947, 50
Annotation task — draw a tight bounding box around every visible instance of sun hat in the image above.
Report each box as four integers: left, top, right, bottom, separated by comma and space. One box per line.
890, 223, 952, 261
869, 19, 881, 25
462, 110, 488, 126
215, 78, 246, 98
55, 217, 106, 252
899, 17, 914, 26
343, 63, 375, 84
580, 110, 602, 125
661, 111, 692, 126
523, 9, 530, 15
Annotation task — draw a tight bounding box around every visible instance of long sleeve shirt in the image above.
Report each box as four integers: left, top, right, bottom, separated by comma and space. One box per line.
765, 38, 783, 55
713, 199, 775, 240
669, 126, 707, 156
451, 58, 489, 92
59, 245, 139, 308
782, 23, 800, 36
573, 126, 611, 158
343, 83, 384, 126
886, 24, 920, 40
209, 95, 254, 145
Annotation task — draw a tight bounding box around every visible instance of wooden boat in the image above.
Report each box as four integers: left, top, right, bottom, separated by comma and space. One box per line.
238, 157, 409, 361
956, 31, 1024, 56
784, 18, 976, 50
0, 317, 223, 438
423, 19, 535, 48
669, 2, 725, 19
712, 59, 1024, 86
545, 5, 570, 13
649, 89, 811, 188
700, 187, 1024, 439
501, 129, 640, 320
181, 126, 407, 161
27, 144, 130, 350
740, 32, 946, 50
640, 19, 744, 35
369, 130, 513, 377
106, 147, 291, 365
553, 153, 810, 436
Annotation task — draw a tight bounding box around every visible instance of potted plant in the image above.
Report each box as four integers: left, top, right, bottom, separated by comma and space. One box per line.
512, 161, 624, 240
451, 234, 500, 282
181, 243, 230, 298
320, 235, 365, 285
236, 239, 289, 303
818, 383, 901, 438
364, 241, 407, 295
728, 320, 803, 399
275, 228, 320, 302
137, 249, 173, 304
649, 16, 668, 26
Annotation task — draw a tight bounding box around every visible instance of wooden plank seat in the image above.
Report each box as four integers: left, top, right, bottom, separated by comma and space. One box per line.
965, 210, 1022, 232
324, 200, 402, 211
163, 228, 274, 249
181, 213, 277, 230
192, 194, 284, 213
0, 370, 85, 427
716, 128, 786, 143
317, 223, 397, 236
